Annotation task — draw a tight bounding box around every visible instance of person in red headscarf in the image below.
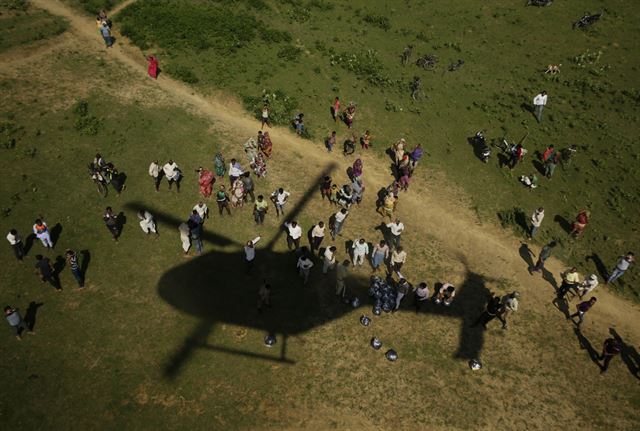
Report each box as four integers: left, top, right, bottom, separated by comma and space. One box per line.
197, 167, 215, 198
570, 210, 590, 237
147, 55, 159, 79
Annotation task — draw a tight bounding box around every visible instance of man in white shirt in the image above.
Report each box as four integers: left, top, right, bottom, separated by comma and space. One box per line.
529, 207, 544, 239
162, 160, 181, 192
148, 160, 161, 192
6, 229, 25, 261
137, 210, 157, 235
193, 202, 209, 222
270, 188, 290, 217
32, 219, 53, 248
413, 282, 430, 312
390, 246, 407, 273
578, 274, 598, 298
297, 253, 314, 284
284, 220, 302, 251
352, 238, 369, 266
533, 90, 548, 123
499, 291, 520, 329
386, 218, 404, 249
228, 158, 244, 186
311, 222, 325, 254
323, 246, 337, 274
178, 222, 191, 256
244, 236, 261, 273
606, 252, 635, 284
331, 208, 348, 239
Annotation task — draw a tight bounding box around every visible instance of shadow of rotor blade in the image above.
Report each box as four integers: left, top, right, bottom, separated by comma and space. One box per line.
197, 343, 296, 365
125, 201, 239, 247
164, 319, 215, 379
264, 163, 337, 251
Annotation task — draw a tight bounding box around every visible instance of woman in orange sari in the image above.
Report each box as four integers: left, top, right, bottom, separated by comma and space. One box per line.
197, 167, 215, 198
260, 131, 273, 158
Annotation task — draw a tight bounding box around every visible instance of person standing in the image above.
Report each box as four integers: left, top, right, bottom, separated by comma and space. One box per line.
390, 246, 407, 274
330, 208, 348, 240
228, 159, 244, 186
568, 297, 597, 327
531, 241, 556, 273
148, 160, 162, 192
6, 229, 25, 261
326, 131, 337, 153
544, 152, 559, 179
257, 282, 271, 313
244, 236, 261, 274
253, 195, 268, 225
65, 249, 84, 289
4, 306, 34, 340
320, 175, 332, 201
352, 238, 369, 266
215, 185, 232, 216
32, 219, 53, 249
529, 207, 544, 239
100, 21, 113, 48
261, 104, 271, 129
147, 55, 159, 79
336, 260, 350, 297
578, 274, 599, 299
284, 221, 302, 252
163, 160, 182, 192
599, 337, 622, 373
103, 207, 120, 241
473, 296, 504, 329
414, 282, 430, 312
386, 218, 404, 248
606, 252, 634, 285
310, 222, 325, 254
197, 167, 215, 198
532, 90, 547, 123
394, 278, 411, 311
240, 173, 255, 203
331, 97, 340, 122
270, 188, 290, 218
178, 222, 191, 256
188, 220, 203, 255
35, 254, 61, 291
323, 246, 337, 274
499, 292, 519, 329
138, 210, 158, 236
557, 267, 580, 299
193, 202, 209, 223
189, 209, 203, 227
371, 240, 389, 273
297, 252, 314, 285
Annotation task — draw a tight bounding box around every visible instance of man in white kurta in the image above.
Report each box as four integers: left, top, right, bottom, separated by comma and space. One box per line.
138, 210, 157, 234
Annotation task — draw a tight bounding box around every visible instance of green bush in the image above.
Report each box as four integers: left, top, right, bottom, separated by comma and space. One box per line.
261, 29, 293, 44
165, 64, 199, 84
78, 0, 116, 15
363, 13, 391, 31
243, 89, 298, 126
277, 44, 303, 62
0, 0, 28, 11
0, 121, 21, 149
329, 49, 398, 87
72, 100, 102, 135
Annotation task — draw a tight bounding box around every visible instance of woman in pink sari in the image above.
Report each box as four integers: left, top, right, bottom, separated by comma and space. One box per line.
197, 167, 215, 198
260, 131, 273, 158
147, 55, 159, 79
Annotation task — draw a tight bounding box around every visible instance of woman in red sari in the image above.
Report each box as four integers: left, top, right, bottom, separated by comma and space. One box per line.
197, 167, 215, 198
260, 131, 273, 158
147, 55, 159, 79
570, 210, 590, 237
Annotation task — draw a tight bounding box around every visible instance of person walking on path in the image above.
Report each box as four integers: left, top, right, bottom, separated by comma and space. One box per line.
33, 219, 53, 249
380, 193, 396, 220
257, 282, 271, 313
532, 90, 547, 123
310, 222, 325, 254
499, 292, 519, 329
321, 176, 333, 200
529, 207, 544, 239
35, 254, 61, 291
138, 210, 158, 236
284, 221, 302, 252
568, 297, 597, 327
193, 202, 209, 223
215, 185, 232, 217
261, 104, 271, 129
386, 218, 404, 249
413, 282, 430, 312
371, 240, 389, 273
606, 252, 634, 285
147, 55, 159, 79
330, 208, 348, 240
244, 236, 261, 274
253, 195, 268, 225
394, 278, 411, 311
530, 241, 556, 273
326, 131, 337, 153
5, 306, 34, 340
331, 97, 340, 122
297, 252, 314, 285
188, 220, 203, 255
390, 246, 407, 274
148, 160, 162, 192
240, 173, 255, 203
162, 160, 182, 192
100, 21, 113, 48
65, 249, 84, 289
599, 337, 622, 373
270, 188, 290, 218
6, 229, 25, 261
103, 207, 120, 241
352, 238, 369, 266
473, 296, 505, 329
335, 260, 350, 297
323, 246, 337, 274
557, 267, 581, 299
178, 222, 191, 257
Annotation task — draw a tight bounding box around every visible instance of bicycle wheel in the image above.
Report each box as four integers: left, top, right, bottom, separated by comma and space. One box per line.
96, 180, 108, 197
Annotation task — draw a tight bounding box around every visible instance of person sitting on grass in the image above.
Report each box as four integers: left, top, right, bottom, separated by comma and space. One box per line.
434, 283, 456, 306
360, 130, 372, 149
519, 173, 539, 189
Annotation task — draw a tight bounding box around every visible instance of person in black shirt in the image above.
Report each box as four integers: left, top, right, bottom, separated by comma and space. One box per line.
35, 255, 61, 291
599, 337, 622, 373
472, 296, 504, 329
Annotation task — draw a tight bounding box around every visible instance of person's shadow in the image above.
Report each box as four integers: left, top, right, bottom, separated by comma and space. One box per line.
520, 102, 534, 118
554, 214, 572, 234
344, 239, 354, 263
117, 212, 127, 237
518, 243, 535, 271
574, 327, 602, 371
24, 301, 43, 331
585, 254, 609, 280
53, 255, 66, 276
532, 159, 545, 176
50, 223, 62, 248
610, 328, 640, 379
513, 208, 528, 234
552, 296, 570, 318
24, 233, 36, 256
80, 250, 91, 278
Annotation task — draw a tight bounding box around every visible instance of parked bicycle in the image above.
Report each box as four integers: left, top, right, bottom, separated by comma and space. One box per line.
416, 54, 438, 70
573, 12, 603, 30
88, 163, 109, 197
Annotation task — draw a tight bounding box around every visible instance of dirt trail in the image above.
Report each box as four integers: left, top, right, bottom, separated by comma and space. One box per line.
29, 0, 640, 338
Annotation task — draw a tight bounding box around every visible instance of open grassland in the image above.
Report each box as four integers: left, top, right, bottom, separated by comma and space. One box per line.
0, 1, 67, 52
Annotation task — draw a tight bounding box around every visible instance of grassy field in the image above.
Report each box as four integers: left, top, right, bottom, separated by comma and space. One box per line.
1, 1, 640, 430
0, 1, 67, 52
116, 0, 640, 300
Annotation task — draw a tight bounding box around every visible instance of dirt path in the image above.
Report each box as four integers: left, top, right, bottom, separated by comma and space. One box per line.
28, 0, 640, 339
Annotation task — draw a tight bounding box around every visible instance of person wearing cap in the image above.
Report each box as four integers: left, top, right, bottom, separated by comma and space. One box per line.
499, 292, 520, 329
32, 218, 53, 248
435, 283, 456, 306
578, 274, 599, 299
606, 252, 635, 284
284, 221, 302, 252
6, 228, 25, 261
352, 238, 369, 266
413, 282, 430, 312
5, 306, 34, 340
386, 218, 404, 249
568, 297, 597, 327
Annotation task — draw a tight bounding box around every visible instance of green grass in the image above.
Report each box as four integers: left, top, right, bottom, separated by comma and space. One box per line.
116, 0, 640, 301
0, 6, 67, 52
61, 0, 122, 15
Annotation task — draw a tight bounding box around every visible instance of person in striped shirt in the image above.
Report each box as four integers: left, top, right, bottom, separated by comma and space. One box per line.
65, 249, 84, 289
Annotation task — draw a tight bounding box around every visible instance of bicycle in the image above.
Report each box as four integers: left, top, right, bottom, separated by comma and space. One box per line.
88, 163, 108, 197
416, 54, 438, 70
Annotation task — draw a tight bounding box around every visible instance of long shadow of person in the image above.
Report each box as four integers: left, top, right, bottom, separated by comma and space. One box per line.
532, 159, 546, 176
80, 250, 91, 278
24, 233, 36, 256
24, 301, 43, 331
610, 328, 640, 379
574, 327, 602, 370
117, 212, 127, 238
344, 239, 354, 263
553, 214, 572, 234
518, 243, 535, 271
497, 153, 509, 168
50, 223, 63, 248
552, 296, 570, 318
53, 255, 66, 275
514, 208, 528, 234
585, 254, 609, 280
541, 267, 558, 291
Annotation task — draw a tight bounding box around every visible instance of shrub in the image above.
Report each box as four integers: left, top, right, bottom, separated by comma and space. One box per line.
243, 89, 299, 126
363, 13, 391, 31
165, 64, 199, 84
72, 100, 102, 135
0, 0, 28, 11
261, 29, 292, 44
78, 0, 116, 15
329, 49, 398, 87
277, 45, 303, 62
